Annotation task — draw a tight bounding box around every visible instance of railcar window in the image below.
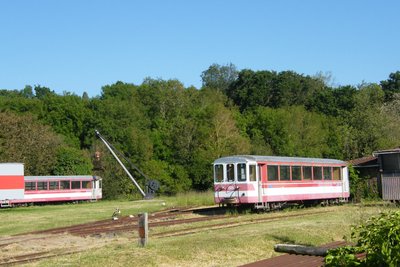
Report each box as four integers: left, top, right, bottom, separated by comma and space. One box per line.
292, 166, 302, 180
313, 167, 323, 180
280, 166, 290, 181
237, 163, 247, 182
37, 181, 48, 190
82, 181, 91, 189
25, 182, 35, 191
60, 180, 70, 190
49, 181, 59, 190
333, 167, 341, 180
303, 166, 312, 180
323, 167, 332, 180
227, 164, 235, 182
267, 165, 278, 181
71, 181, 80, 189
214, 164, 224, 182
249, 165, 257, 181
99, 180, 102, 188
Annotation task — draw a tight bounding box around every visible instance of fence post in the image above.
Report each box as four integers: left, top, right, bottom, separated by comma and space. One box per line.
138, 213, 148, 246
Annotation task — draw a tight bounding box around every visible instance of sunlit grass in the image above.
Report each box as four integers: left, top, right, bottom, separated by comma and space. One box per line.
1, 196, 398, 266
0, 191, 214, 236
32, 204, 398, 267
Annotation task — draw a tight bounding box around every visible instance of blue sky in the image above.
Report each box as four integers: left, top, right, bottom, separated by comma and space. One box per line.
1, 1, 399, 97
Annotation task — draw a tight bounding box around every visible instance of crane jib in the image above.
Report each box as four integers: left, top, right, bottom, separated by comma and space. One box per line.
95, 130, 152, 198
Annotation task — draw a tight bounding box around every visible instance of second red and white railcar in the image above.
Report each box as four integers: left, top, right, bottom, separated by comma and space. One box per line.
0, 163, 102, 207
213, 155, 349, 209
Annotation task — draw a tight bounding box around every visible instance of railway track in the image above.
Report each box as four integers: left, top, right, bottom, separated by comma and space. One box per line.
0, 206, 332, 265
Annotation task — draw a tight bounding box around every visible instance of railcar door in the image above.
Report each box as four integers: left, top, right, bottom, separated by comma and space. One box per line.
258, 164, 266, 203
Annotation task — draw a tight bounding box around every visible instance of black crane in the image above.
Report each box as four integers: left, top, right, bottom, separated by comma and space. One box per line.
95, 130, 159, 199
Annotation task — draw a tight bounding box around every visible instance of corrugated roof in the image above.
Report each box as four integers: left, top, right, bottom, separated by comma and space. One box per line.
373, 148, 400, 156
348, 156, 377, 166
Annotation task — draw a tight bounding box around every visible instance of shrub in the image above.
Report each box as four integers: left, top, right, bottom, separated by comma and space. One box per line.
325, 211, 400, 266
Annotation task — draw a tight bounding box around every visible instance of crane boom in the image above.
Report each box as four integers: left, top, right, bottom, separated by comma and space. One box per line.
95, 130, 146, 197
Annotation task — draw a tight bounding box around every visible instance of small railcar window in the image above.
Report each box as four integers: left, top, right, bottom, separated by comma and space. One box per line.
71, 181, 80, 189
323, 167, 332, 180
303, 166, 312, 180
267, 165, 278, 181
25, 182, 35, 191
333, 167, 341, 180
313, 167, 323, 180
37, 181, 48, 190
249, 165, 256, 181
49, 181, 59, 190
99, 180, 102, 188
82, 181, 91, 189
237, 164, 247, 182
60, 180, 70, 190
292, 166, 302, 180
280, 166, 290, 181
227, 164, 235, 182
214, 164, 224, 182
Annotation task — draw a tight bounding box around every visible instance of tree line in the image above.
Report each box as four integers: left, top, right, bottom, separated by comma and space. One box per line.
1, 65, 399, 198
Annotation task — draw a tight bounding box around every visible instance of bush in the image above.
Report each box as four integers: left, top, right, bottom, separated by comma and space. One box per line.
325, 211, 400, 266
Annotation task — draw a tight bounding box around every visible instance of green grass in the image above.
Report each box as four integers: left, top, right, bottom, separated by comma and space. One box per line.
35, 204, 399, 267
0, 191, 214, 236
1, 195, 398, 266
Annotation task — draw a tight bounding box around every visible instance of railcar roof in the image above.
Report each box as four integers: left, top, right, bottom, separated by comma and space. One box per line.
214, 155, 346, 165
24, 175, 96, 181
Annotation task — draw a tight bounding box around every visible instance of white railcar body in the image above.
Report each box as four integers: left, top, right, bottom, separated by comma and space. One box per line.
213, 155, 349, 208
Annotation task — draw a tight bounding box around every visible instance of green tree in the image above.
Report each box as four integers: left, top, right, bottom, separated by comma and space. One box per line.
39, 92, 90, 148
343, 83, 387, 159
201, 63, 238, 93
53, 146, 93, 175
242, 106, 341, 158
380, 71, 400, 101
0, 112, 62, 175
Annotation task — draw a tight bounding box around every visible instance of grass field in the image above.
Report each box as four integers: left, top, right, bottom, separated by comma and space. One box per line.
1, 194, 398, 266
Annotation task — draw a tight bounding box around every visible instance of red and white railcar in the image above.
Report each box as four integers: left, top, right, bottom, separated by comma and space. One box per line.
213, 155, 349, 209
0, 163, 102, 207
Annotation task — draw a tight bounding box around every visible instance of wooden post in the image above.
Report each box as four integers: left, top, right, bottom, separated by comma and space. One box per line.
138, 213, 148, 246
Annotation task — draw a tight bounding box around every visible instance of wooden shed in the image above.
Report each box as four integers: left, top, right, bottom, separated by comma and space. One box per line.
374, 149, 400, 201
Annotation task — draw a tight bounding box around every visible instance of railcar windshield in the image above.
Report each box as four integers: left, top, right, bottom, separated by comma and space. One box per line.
214, 164, 224, 182
227, 164, 234, 182
237, 163, 246, 182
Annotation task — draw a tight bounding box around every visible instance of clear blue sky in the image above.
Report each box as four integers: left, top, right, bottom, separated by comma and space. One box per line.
1, 0, 399, 97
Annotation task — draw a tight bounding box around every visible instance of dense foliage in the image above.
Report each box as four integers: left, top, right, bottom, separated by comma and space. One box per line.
1, 66, 399, 198
325, 211, 400, 266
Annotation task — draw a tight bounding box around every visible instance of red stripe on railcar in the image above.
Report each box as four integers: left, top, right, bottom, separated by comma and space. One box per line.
11, 196, 95, 204
24, 189, 92, 194
263, 193, 349, 202
0, 175, 24, 189
263, 182, 342, 188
